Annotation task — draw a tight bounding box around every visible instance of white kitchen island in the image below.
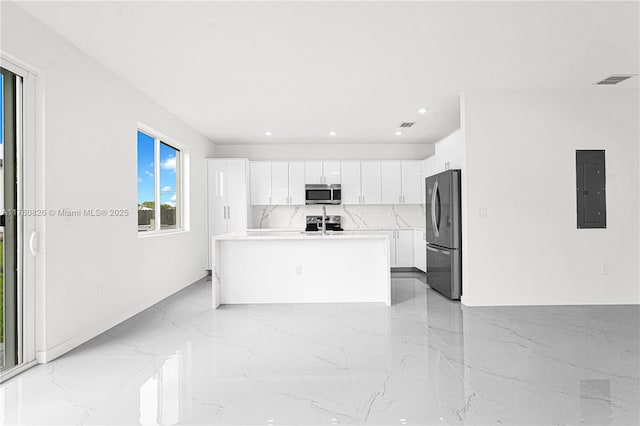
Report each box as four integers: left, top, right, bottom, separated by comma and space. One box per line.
211, 231, 391, 308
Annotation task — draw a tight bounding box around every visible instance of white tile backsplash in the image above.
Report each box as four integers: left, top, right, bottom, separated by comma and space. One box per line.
252, 204, 426, 229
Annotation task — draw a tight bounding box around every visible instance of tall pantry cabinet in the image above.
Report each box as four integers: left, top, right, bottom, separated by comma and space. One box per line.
206, 159, 250, 269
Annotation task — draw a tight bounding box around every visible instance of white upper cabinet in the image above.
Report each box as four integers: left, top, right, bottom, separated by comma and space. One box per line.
381, 162, 402, 204
381, 161, 423, 205
305, 161, 324, 184
271, 162, 289, 205
340, 161, 381, 205
427, 129, 464, 175
340, 161, 361, 204
360, 161, 381, 204
323, 161, 341, 184
288, 162, 305, 205
250, 162, 272, 205
250, 159, 424, 206
250, 161, 306, 205
305, 161, 341, 184
401, 161, 422, 204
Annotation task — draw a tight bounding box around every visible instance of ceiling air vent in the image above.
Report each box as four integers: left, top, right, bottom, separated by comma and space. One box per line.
595, 75, 634, 85
399, 122, 415, 128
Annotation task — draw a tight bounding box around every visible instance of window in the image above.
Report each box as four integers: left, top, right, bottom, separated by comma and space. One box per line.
137, 129, 181, 233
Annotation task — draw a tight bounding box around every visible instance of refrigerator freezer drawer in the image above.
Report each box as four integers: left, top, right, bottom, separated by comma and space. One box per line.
426, 245, 461, 300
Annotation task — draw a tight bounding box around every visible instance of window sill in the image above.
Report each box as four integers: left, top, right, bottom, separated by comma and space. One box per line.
138, 228, 188, 239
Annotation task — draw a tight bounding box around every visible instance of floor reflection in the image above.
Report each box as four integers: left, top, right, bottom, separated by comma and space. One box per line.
580, 379, 612, 425
0, 273, 637, 425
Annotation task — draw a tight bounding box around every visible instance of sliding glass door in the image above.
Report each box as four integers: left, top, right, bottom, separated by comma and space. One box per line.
1, 66, 21, 373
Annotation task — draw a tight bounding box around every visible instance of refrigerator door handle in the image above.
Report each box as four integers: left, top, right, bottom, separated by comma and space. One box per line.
427, 245, 450, 255
431, 180, 439, 237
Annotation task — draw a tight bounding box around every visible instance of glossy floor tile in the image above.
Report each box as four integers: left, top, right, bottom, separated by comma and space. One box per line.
1, 273, 638, 425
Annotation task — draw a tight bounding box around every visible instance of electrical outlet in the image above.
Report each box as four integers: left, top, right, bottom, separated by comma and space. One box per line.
476, 207, 488, 218
600, 265, 609, 276
296, 266, 303, 276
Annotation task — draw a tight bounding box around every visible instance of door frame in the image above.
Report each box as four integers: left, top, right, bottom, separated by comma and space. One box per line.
0, 51, 44, 382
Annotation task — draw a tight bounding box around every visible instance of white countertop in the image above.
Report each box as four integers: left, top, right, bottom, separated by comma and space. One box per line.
247, 227, 419, 232
215, 230, 390, 241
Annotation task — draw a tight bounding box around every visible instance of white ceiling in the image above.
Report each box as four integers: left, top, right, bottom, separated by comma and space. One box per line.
15, 1, 640, 145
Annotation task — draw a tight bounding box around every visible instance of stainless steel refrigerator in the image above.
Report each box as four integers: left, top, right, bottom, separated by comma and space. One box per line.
426, 169, 462, 300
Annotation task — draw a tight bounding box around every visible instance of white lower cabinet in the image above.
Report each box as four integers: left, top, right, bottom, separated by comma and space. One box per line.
395, 230, 414, 267
413, 229, 426, 272
384, 230, 414, 267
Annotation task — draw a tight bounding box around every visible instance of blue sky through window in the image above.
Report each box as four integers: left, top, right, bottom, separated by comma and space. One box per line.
159, 142, 177, 207
137, 131, 178, 206
137, 131, 155, 205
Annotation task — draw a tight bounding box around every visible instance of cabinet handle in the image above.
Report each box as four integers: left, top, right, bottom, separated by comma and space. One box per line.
223, 206, 227, 219
403, 195, 405, 204
399, 195, 402, 204
269, 196, 272, 205
227, 206, 231, 219
362, 195, 364, 204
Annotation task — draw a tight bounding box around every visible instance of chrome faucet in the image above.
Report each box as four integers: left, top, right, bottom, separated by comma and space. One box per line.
322, 205, 327, 235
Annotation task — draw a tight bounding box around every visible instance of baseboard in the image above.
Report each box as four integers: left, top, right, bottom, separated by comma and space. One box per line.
461, 296, 640, 307
36, 273, 208, 363
391, 267, 424, 273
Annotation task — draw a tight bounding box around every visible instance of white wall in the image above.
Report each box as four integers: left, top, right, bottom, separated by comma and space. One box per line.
2, 2, 215, 361
215, 143, 434, 161
462, 89, 639, 306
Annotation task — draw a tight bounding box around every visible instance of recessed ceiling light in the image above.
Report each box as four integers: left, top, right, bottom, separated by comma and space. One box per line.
265, 131, 272, 136
418, 108, 428, 114
395, 131, 403, 136
329, 131, 336, 136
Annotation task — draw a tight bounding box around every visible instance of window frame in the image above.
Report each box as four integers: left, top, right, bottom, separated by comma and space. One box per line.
137, 124, 187, 236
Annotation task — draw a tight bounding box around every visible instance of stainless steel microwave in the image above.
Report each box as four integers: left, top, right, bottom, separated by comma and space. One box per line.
305, 184, 341, 205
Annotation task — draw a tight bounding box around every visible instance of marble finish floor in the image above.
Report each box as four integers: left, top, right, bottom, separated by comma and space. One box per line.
1, 273, 638, 425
